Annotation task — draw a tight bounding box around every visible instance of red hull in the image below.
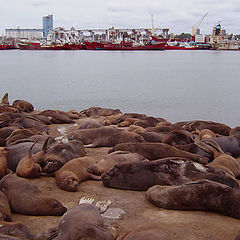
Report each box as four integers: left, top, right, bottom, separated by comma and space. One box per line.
63, 44, 82, 50
84, 41, 105, 50
18, 43, 64, 50
165, 45, 198, 50
0, 45, 7, 50
103, 42, 166, 50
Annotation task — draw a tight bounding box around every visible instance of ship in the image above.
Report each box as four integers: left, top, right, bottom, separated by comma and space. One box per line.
103, 41, 166, 50
18, 42, 82, 50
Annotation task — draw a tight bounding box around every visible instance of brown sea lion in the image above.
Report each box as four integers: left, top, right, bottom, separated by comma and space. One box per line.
0, 147, 9, 179
55, 157, 100, 192
118, 118, 137, 127
6, 141, 43, 172
146, 179, 240, 219
41, 140, 86, 175
200, 139, 240, 179
39, 110, 75, 124
192, 129, 217, 140
78, 119, 102, 129
52, 202, 113, 240
138, 131, 165, 142
203, 134, 240, 158
0, 127, 20, 140
0, 190, 12, 221
5, 128, 41, 146
102, 113, 123, 125
1, 93, 9, 105
162, 129, 194, 145
108, 142, 208, 164
175, 120, 231, 136
80, 106, 122, 117
12, 100, 34, 113
127, 125, 146, 133
230, 127, 240, 136
88, 151, 146, 176
133, 116, 159, 128
0, 174, 67, 216
68, 126, 145, 148
101, 158, 238, 190
0, 221, 34, 240
16, 140, 45, 178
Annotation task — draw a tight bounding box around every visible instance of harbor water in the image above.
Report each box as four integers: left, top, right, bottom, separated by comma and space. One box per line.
0, 50, 239, 127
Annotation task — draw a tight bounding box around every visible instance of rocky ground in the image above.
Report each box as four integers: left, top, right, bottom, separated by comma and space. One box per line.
9, 118, 240, 240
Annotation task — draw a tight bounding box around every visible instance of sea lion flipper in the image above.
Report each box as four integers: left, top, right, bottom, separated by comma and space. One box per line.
89, 173, 101, 181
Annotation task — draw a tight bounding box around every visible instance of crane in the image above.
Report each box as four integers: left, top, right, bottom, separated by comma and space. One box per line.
191, 12, 208, 36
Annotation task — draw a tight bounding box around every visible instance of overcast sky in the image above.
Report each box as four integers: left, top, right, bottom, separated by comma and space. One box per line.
1, 0, 240, 36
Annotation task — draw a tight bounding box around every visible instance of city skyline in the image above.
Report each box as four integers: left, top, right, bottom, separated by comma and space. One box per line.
1, 0, 240, 36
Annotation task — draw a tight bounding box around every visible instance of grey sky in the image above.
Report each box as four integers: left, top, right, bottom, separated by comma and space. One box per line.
1, 0, 240, 36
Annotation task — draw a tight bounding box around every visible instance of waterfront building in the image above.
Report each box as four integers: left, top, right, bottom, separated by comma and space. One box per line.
5, 28, 43, 39
43, 15, 53, 37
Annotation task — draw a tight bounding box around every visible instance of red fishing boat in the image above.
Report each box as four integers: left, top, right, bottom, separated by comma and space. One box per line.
83, 41, 105, 50
0, 45, 7, 50
18, 42, 65, 50
63, 43, 82, 50
103, 42, 166, 50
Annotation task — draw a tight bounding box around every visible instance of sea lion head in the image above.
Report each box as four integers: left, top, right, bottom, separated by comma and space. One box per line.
56, 171, 79, 192
38, 198, 67, 216
42, 154, 64, 174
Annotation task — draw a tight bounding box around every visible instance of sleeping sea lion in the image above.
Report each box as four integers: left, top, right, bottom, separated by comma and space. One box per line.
0, 174, 67, 216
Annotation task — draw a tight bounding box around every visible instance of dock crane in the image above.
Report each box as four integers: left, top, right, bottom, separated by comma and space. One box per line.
191, 12, 208, 37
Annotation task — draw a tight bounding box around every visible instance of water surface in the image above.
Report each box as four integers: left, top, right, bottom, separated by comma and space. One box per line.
0, 50, 239, 127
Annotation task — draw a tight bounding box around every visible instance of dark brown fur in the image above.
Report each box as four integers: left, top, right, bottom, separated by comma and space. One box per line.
12, 100, 34, 113
146, 179, 240, 219
88, 151, 146, 176
108, 142, 208, 164
69, 127, 145, 148
101, 158, 238, 190
0, 174, 67, 216
52, 203, 113, 240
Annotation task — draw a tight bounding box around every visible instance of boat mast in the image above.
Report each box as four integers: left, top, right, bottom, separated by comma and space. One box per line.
151, 14, 155, 36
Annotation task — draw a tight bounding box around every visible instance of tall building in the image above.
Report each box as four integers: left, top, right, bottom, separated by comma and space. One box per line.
43, 15, 53, 37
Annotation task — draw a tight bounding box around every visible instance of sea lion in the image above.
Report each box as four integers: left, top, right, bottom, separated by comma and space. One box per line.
5, 128, 41, 145
6, 141, 43, 172
12, 100, 34, 113
0, 174, 67, 216
0, 190, 12, 221
51, 201, 113, 240
162, 129, 194, 145
16, 140, 44, 178
176, 120, 231, 136
0, 147, 9, 179
80, 106, 122, 117
101, 158, 238, 191
102, 113, 123, 125
108, 142, 208, 164
127, 125, 146, 133
68, 126, 145, 148
0, 221, 34, 240
201, 139, 240, 179
39, 110, 75, 124
192, 128, 217, 140
118, 118, 137, 127
88, 151, 146, 176
138, 131, 165, 142
146, 179, 240, 219
55, 157, 100, 192
78, 119, 102, 129
133, 116, 159, 128
41, 140, 86, 175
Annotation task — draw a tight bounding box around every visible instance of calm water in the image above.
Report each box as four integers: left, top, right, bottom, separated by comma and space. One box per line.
0, 50, 239, 127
